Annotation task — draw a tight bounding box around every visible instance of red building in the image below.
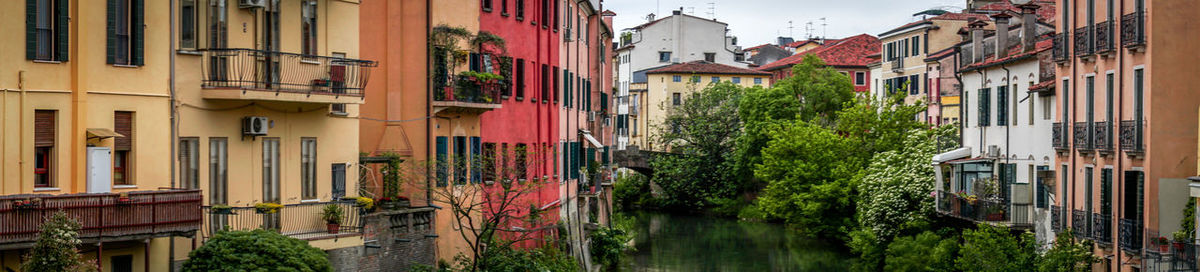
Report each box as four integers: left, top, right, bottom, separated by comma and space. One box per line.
758, 34, 881, 93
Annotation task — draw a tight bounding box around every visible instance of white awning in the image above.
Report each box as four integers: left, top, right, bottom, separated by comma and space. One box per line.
580, 130, 602, 148
931, 147, 971, 164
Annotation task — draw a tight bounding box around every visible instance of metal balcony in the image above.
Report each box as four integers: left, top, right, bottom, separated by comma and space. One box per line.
200, 200, 362, 242
1074, 122, 1092, 151
890, 59, 904, 73
1120, 120, 1144, 153
0, 190, 202, 250
1052, 33, 1069, 62
1051, 205, 1064, 232
1119, 218, 1143, 252
1074, 25, 1094, 57
200, 48, 375, 104
433, 74, 505, 114
1093, 121, 1113, 152
1072, 209, 1090, 239
935, 190, 1032, 229
1052, 122, 1069, 150
1121, 12, 1147, 49
1092, 212, 1112, 244
1094, 21, 1115, 54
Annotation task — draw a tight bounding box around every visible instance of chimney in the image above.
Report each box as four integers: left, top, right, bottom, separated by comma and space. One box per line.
992, 13, 1013, 58
969, 19, 987, 63
1019, 4, 1041, 52
673, 7, 682, 15
647, 13, 656, 22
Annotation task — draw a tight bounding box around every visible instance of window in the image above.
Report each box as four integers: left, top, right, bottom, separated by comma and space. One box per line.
516, 0, 524, 20
659, 51, 671, 62
672, 93, 681, 106
553, 66, 560, 103
332, 163, 346, 199
179, 137, 199, 190
1086, 76, 1095, 123
997, 85, 1008, 126
436, 136, 448, 186
1106, 73, 1113, 122
978, 88, 991, 127
908, 74, 919, 95
704, 53, 715, 62
114, 111, 134, 185
1042, 95, 1052, 120
34, 110, 56, 188
711, 76, 719, 83
500, 143, 510, 180
454, 136, 467, 185
1134, 68, 1143, 123
855, 72, 865, 86
732, 77, 741, 84
108, 0, 143, 66
482, 0, 492, 12
911, 36, 920, 56
301, 0, 317, 55
470, 137, 482, 184
1084, 166, 1093, 215
515, 58, 524, 98
209, 138, 227, 204
1028, 83, 1035, 125
957, 162, 993, 194
754, 78, 763, 85
690, 76, 700, 83
483, 143, 497, 183
672, 75, 681, 82
111, 255, 133, 272
262, 138, 280, 202
1062, 79, 1070, 124
541, 0, 549, 27
515, 143, 528, 181
180, 0, 196, 49
552, 0, 558, 30
1101, 168, 1112, 216
301, 138, 317, 200
208, 0, 227, 48
500, 0, 508, 15
1011, 84, 1018, 124
27, 0, 68, 61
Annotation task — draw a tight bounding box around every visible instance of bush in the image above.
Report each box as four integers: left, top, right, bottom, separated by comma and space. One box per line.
589, 227, 630, 270
883, 231, 958, 272
956, 224, 1037, 272
182, 229, 331, 272
474, 244, 577, 272
22, 211, 98, 272
1036, 232, 1100, 272
613, 174, 653, 210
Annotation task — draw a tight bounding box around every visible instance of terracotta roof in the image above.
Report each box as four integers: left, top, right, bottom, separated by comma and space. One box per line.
745, 44, 773, 51
1028, 80, 1055, 92
756, 34, 880, 71
645, 61, 771, 76
925, 46, 959, 61
960, 37, 1054, 72
881, 12, 991, 37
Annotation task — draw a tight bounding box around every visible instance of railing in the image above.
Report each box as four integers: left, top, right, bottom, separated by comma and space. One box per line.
1093, 121, 1112, 152
200, 200, 362, 241
1052, 32, 1069, 62
1074, 122, 1092, 151
200, 48, 375, 97
1094, 21, 1115, 54
1052, 122, 1069, 149
1072, 209, 1090, 239
1120, 120, 1144, 152
435, 75, 504, 104
890, 58, 904, 73
1074, 25, 1093, 57
936, 191, 1030, 227
0, 190, 202, 247
1119, 218, 1144, 252
1051, 205, 1064, 232
1146, 229, 1170, 254
1092, 212, 1112, 244
1121, 12, 1147, 48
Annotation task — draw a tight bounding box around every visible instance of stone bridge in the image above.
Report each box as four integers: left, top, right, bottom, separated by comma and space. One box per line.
612, 146, 672, 177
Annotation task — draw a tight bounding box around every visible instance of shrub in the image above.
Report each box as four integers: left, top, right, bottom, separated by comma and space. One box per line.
613, 174, 652, 210
22, 211, 98, 272
883, 231, 958, 272
955, 224, 1037, 272
1036, 232, 1100, 272
182, 229, 331, 272
589, 227, 630, 270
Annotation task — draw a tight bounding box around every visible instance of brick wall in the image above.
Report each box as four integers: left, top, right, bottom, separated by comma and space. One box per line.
357, 208, 437, 271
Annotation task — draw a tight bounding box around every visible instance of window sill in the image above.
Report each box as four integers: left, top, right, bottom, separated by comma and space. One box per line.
33, 187, 60, 192
32, 60, 63, 64
329, 111, 349, 117
177, 49, 203, 56
301, 199, 321, 203
113, 185, 138, 189
299, 59, 321, 65
112, 64, 141, 69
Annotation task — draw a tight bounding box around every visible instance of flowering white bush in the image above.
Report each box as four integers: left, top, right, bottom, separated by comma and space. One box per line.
857, 125, 956, 240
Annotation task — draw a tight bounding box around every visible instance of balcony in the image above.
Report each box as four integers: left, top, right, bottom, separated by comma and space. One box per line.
936, 190, 1032, 229
1118, 218, 1143, 252
1052, 122, 1069, 150
1074, 26, 1094, 59
0, 190, 202, 250
1121, 12, 1147, 50
200, 200, 362, 242
1052, 33, 1070, 62
1094, 121, 1113, 153
432, 74, 504, 114
1092, 212, 1112, 245
1051, 205, 1064, 232
1143, 241, 1199, 272
1120, 120, 1144, 153
1094, 21, 1115, 54
1072, 209, 1090, 239
890, 59, 904, 73
1074, 122, 1092, 151
199, 49, 375, 104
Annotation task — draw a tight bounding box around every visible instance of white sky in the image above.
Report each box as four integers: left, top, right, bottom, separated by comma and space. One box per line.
602, 0, 967, 47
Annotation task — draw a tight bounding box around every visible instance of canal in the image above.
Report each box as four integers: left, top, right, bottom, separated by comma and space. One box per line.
618, 212, 854, 271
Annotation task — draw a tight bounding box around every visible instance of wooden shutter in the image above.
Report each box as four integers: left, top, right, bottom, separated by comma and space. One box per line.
114, 111, 133, 151
106, 0, 116, 64
435, 136, 448, 186
470, 137, 481, 184
34, 110, 55, 147
56, 0, 68, 61
131, 0, 144, 65
26, 0, 37, 60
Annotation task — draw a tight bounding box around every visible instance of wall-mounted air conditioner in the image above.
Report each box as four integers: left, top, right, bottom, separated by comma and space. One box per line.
243, 116, 269, 136
239, 0, 266, 9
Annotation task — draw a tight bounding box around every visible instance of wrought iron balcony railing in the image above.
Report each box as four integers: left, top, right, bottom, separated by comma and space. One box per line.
0, 190, 202, 249
200, 200, 362, 241
200, 48, 375, 97
1052, 122, 1069, 150
434, 74, 504, 105
1092, 212, 1112, 244
1072, 209, 1090, 239
1051, 205, 1064, 232
1120, 120, 1144, 152
1052, 32, 1069, 62
1119, 218, 1144, 252
935, 190, 1031, 228
1121, 12, 1147, 48
890, 58, 904, 73
1094, 21, 1115, 54
1074, 122, 1092, 151
1074, 25, 1094, 57
1093, 121, 1113, 152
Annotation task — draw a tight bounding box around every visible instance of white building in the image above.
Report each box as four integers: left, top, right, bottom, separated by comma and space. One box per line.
613, 9, 747, 150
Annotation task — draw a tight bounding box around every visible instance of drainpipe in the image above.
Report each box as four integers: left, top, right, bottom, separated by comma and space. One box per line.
425, 0, 434, 208
169, 0, 178, 270
1001, 64, 1011, 205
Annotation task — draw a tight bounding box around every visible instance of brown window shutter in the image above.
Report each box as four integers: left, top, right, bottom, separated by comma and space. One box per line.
114, 111, 133, 150
34, 110, 56, 147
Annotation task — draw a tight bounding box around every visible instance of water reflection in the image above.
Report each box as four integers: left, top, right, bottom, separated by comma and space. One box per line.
620, 212, 852, 272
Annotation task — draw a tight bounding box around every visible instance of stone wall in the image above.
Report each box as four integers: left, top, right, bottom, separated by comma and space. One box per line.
357, 208, 438, 272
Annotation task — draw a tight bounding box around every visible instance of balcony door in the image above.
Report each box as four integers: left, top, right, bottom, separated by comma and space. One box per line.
262, 138, 281, 230
260, 0, 280, 89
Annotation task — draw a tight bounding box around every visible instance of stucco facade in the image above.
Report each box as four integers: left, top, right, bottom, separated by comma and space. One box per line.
636, 63, 768, 152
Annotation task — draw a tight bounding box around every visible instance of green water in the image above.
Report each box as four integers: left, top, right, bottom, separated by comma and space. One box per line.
618, 212, 853, 272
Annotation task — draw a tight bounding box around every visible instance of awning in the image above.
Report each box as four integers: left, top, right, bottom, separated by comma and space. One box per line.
946, 156, 994, 165
86, 128, 124, 139
580, 130, 603, 148
931, 147, 971, 164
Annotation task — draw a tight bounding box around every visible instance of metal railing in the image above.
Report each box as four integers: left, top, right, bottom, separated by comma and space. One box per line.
1052, 32, 1070, 62
1074, 122, 1092, 150
1072, 209, 1090, 239
1121, 12, 1147, 48
1053, 122, 1069, 149
1120, 120, 1144, 152
1094, 21, 1115, 54
1094, 121, 1112, 152
0, 190, 202, 246
1093, 212, 1112, 244
1119, 218, 1144, 252
1051, 205, 1064, 232
1074, 25, 1094, 57
200, 48, 375, 97
890, 58, 904, 73
936, 191, 1030, 227
435, 74, 504, 104
200, 200, 362, 241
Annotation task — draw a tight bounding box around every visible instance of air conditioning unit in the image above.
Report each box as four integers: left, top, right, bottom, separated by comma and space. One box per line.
588, 111, 596, 122
987, 145, 1001, 158
239, 0, 266, 9
243, 116, 269, 136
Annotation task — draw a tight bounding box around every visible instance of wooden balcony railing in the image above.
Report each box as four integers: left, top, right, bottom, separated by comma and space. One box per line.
1120, 120, 1144, 152
1074, 25, 1093, 57
200, 48, 375, 97
1121, 12, 1147, 48
1074, 122, 1092, 151
1094, 21, 1115, 54
1093, 121, 1113, 152
0, 190, 202, 249
1052, 122, 1069, 150
1092, 212, 1112, 244
1119, 218, 1144, 252
200, 200, 362, 241
1052, 33, 1070, 62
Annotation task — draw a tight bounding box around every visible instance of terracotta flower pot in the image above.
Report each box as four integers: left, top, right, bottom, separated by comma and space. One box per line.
327, 223, 340, 234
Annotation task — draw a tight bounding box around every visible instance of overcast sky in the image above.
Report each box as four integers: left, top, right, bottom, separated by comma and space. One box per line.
603, 0, 967, 47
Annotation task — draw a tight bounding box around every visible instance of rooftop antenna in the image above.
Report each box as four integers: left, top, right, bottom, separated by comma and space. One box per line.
706, 2, 715, 19
788, 21, 794, 38
805, 21, 814, 39
687, 7, 695, 15
820, 17, 827, 40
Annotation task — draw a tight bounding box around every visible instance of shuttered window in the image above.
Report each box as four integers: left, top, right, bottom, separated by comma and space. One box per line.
107, 0, 143, 66
514, 58, 523, 98
301, 138, 317, 200
436, 137, 448, 186
180, 0, 196, 49
209, 138, 228, 204
113, 111, 134, 185
331, 163, 346, 199
301, 0, 317, 55
997, 86, 1008, 126
34, 110, 56, 187
454, 137, 467, 185
553, 66, 560, 103
179, 138, 199, 189
978, 88, 991, 127
26, 0, 68, 61
515, 143, 527, 181
483, 143, 497, 183
470, 137, 482, 184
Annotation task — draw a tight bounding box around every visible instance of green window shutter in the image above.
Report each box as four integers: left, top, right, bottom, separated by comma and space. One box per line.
470, 137, 481, 184
131, 0, 144, 66
435, 136, 448, 186
1101, 168, 1112, 215
106, 0, 116, 64
26, 0, 37, 60
55, 0, 68, 61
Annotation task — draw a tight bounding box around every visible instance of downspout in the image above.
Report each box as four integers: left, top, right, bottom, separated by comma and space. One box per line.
426, 0, 433, 208
1001, 64, 1011, 204
976, 69, 986, 152
169, 1, 178, 270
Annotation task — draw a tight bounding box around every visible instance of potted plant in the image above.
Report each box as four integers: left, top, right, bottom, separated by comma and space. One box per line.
321, 204, 344, 234
395, 196, 411, 208
211, 204, 234, 215
377, 197, 395, 210
12, 198, 39, 210
1173, 230, 1190, 251
354, 197, 375, 212
254, 202, 283, 214
1158, 236, 1170, 252
986, 205, 1005, 221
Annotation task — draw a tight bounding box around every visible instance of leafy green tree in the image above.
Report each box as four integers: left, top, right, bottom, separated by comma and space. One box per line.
956, 224, 1037, 272
182, 229, 331, 272
651, 82, 745, 209
22, 211, 98, 272
883, 231, 959, 272
769, 54, 856, 124
613, 173, 653, 210
834, 94, 928, 157
588, 227, 630, 271
1036, 232, 1100, 272
856, 125, 957, 241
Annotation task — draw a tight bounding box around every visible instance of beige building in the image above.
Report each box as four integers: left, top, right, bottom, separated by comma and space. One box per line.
632, 61, 769, 151
875, 12, 988, 121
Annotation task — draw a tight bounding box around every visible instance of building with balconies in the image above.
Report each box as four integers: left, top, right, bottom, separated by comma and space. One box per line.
874, 11, 990, 123
1052, 0, 1200, 270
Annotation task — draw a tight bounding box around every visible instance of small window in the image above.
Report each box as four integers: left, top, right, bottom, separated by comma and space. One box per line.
113, 111, 134, 185
34, 110, 56, 188
300, 138, 317, 200
482, 0, 492, 12
516, 0, 524, 20
704, 53, 715, 62
711, 76, 719, 83
911, 36, 920, 56
754, 78, 763, 85
500, 0, 508, 15
454, 136, 467, 185
301, 0, 318, 55
179, 137, 199, 189
731, 77, 741, 84
672, 75, 681, 82
180, 0, 196, 49
209, 138, 228, 204
659, 51, 671, 62
672, 93, 681, 106
855, 72, 866, 86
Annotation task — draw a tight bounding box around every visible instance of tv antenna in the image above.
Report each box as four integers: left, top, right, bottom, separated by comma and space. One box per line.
820, 17, 827, 40
706, 2, 715, 19
805, 21, 814, 39
788, 21, 794, 37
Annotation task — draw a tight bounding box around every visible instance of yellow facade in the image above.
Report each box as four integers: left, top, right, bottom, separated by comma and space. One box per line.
635, 73, 768, 151
940, 95, 961, 124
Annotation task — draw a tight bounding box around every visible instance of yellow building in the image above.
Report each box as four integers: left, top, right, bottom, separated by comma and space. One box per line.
2, 0, 199, 271
633, 61, 770, 151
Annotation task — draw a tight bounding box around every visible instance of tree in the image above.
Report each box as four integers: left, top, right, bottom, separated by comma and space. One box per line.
1036, 232, 1100, 272
182, 229, 331, 272
770, 54, 856, 124
956, 224, 1037, 272
22, 211, 98, 272
651, 82, 745, 209
834, 94, 929, 156
883, 231, 959, 272
588, 227, 630, 271
856, 125, 957, 241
